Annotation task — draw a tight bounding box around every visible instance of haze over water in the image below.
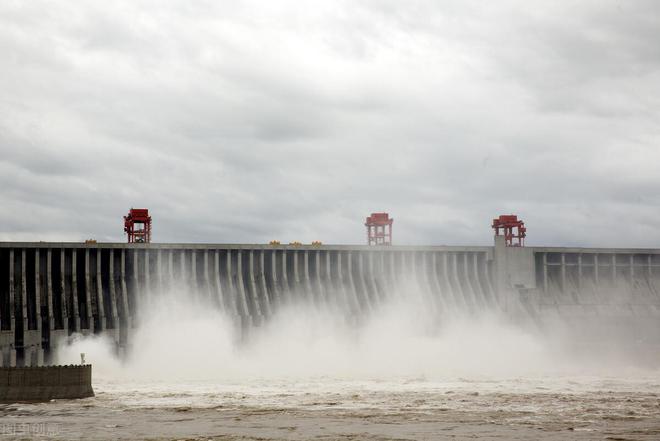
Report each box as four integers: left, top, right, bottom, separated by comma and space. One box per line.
19, 284, 655, 440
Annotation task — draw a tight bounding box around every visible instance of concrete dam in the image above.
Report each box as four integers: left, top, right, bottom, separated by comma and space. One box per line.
1, 238, 660, 367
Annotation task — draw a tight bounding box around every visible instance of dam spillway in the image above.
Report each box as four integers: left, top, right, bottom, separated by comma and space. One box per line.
1, 239, 660, 367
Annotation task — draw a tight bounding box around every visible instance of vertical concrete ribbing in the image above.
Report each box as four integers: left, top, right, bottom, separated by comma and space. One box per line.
408, 252, 422, 303
204, 250, 212, 301
346, 252, 361, 315
84, 249, 94, 333
71, 250, 80, 332
143, 250, 152, 304
111, 249, 125, 358
471, 253, 488, 308
303, 251, 314, 306
447, 253, 465, 309
430, 252, 445, 310
213, 250, 225, 310
20, 250, 27, 337
375, 252, 388, 301
236, 251, 250, 319
190, 251, 197, 295
8, 249, 16, 366
366, 251, 383, 307
96, 250, 105, 331
374, 251, 386, 304
59, 249, 68, 334
351, 251, 372, 311
542, 253, 548, 292
34, 250, 41, 333
459, 253, 478, 308
9, 249, 15, 329
157, 249, 163, 295
630, 254, 635, 281
199, 251, 207, 297
21, 248, 36, 366
418, 252, 437, 313
447, 254, 463, 309
560, 253, 566, 292
120, 248, 131, 337
433, 252, 446, 311
328, 251, 342, 309
414, 251, 430, 303
431, 252, 446, 311
47, 249, 55, 333
388, 251, 399, 299
225, 250, 243, 334
400, 250, 409, 288
16, 243, 658, 349
144, 250, 151, 305
470, 253, 486, 306
20, 249, 32, 366
335, 252, 349, 312
414, 252, 427, 307
481, 252, 497, 304
226, 250, 238, 316
0, 253, 6, 330
650, 255, 660, 301
611, 254, 616, 281
314, 250, 326, 307
337, 251, 349, 309
450, 253, 469, 309
132, 250, 139, 325
438, 253, 452, 308
168, 250, 174, 288
247, 250, 262, 319
389, 251, 400, 300
33, 250, 43, 366
269, 251, 280, 308
179, 250, 185, 288
408, 251, 420, 300
292, 250, 301, 302
259, 250, 271, 316
358, 252, 373, 312
108, 250, 119, 340
281, 250, 290, 304
594, 254, 599, 284
577, 254, 583, 290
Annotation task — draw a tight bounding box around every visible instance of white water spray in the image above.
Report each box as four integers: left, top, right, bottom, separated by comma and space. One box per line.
55, 282, 656, 384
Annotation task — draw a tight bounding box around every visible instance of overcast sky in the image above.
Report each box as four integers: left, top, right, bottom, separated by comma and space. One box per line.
1, 1, 659, 247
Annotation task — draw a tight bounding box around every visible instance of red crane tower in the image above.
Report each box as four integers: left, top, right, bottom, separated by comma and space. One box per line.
492, 214, 526, 247
124, 208, 152, 243
365, 212, 393, 246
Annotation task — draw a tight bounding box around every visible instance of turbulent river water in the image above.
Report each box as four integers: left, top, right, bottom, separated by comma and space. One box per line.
2, 292, 660, 440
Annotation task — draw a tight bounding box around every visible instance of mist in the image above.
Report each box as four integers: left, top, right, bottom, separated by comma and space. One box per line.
55, 283, 658, 384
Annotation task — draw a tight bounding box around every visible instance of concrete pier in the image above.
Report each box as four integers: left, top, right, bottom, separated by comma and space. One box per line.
0, 364, 94, 402
1, 241, 659, 365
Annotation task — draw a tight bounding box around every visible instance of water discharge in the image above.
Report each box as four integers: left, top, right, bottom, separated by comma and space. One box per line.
56, 284, 657, 382
22, 282, 660, 440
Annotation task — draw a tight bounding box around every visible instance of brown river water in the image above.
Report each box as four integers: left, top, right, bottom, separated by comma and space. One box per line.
2, 375, 660, 440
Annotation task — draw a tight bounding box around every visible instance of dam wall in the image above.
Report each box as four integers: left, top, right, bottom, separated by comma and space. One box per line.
1, 241, 659, 366
530, 244, 660, 342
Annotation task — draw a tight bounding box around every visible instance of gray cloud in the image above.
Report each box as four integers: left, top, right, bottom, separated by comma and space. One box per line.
1, 0, 659, 247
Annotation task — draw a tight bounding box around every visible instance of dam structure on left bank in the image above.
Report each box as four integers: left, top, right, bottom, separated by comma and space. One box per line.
1, 239, 660, 366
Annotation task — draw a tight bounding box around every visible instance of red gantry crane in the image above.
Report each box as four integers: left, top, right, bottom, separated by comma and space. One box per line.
124, 208, 152, 243
365, 212, 393, 246
492, 214, 526, 247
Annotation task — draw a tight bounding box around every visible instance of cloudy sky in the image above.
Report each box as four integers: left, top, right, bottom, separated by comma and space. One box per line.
1, 0, 658, 247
